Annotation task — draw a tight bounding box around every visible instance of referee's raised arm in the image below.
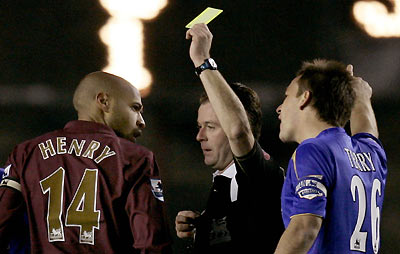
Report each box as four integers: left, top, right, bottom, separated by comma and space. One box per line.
186, 23, 254, 157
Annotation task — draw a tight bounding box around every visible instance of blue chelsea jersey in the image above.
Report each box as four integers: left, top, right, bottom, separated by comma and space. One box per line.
281, 128, 387, 254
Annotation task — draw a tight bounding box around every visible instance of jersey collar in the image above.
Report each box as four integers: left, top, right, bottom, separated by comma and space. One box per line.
316, 127, 346, 138
64, 120, 117, 137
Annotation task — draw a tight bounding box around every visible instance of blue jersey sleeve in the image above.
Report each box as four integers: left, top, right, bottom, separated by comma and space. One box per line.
353, 133, 386, 160
289, 142, 334, 218
0, 152, 22, 193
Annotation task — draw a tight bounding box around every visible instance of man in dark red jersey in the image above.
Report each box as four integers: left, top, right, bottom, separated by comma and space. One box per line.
0, 72, 172, 253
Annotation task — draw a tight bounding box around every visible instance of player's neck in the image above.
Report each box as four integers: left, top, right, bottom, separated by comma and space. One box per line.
296, 117, 335, 143
77, 112, 107, 126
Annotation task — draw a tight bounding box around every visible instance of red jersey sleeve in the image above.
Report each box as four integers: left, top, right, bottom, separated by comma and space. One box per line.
124, 152, 172, 254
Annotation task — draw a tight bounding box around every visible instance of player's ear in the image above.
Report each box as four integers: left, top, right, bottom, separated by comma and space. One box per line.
96, 92, 111, 113
299, 90, 312, 110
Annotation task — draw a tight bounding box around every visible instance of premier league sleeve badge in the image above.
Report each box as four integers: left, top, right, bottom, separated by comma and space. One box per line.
150, 179, 164, 202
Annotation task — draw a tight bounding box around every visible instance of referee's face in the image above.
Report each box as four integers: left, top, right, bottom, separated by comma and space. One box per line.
196, 102, 233, 171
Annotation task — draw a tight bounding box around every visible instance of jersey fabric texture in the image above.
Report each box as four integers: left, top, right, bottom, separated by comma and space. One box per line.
194, 141, 285, 254
0, 120, 172, 254
281, 127, 387, 254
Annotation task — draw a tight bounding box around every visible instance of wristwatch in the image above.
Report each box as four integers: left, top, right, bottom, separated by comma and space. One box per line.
195, 58, 218, 76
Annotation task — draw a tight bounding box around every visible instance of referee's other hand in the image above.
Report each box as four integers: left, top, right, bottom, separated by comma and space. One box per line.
175, 210, 200, 239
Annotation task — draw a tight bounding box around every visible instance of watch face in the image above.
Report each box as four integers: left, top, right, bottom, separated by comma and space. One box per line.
208, 58, 217, 68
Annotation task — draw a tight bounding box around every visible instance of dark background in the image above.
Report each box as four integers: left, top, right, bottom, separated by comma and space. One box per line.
0, 0, 399, 253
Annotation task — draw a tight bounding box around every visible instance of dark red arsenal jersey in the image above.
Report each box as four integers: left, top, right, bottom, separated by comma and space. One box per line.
0, 120, 172, 253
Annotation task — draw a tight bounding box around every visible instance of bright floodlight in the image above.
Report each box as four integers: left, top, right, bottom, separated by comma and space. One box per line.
353, 0, 400, 37
99, 0, 168, 94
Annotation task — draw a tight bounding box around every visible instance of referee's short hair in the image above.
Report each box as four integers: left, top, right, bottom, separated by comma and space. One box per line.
199, 82, 262, 140
296, 59, 355, 127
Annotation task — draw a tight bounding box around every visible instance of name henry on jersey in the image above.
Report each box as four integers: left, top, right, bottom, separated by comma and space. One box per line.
38, 137, 116, 163
344, 148, 376, 172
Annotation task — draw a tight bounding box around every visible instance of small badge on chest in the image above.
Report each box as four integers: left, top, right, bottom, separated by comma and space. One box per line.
209, 216, 231, 246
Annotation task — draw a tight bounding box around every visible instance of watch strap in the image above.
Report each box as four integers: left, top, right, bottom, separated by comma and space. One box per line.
195, 58, 217, 76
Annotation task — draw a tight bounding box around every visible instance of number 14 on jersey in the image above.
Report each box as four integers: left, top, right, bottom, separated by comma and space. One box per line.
40, 167, 100, 245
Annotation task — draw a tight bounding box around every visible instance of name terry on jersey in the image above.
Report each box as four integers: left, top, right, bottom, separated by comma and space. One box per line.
38, 137, 116, 163
344, 148, 376, 172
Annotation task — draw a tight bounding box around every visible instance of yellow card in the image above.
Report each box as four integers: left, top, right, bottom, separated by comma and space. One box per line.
185, 7, 223, 28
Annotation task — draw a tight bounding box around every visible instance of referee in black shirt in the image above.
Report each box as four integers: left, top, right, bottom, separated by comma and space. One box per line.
175, 23, 285, 254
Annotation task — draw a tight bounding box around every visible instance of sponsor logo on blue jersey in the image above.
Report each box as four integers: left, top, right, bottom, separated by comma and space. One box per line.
2, 164, 12, 179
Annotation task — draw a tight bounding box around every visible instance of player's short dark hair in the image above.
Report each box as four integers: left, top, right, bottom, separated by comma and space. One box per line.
199, 82, 262, 140
296, 59, 355, 127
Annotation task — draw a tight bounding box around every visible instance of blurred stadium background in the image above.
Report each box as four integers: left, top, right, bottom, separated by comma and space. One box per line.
0, 0, 399, 253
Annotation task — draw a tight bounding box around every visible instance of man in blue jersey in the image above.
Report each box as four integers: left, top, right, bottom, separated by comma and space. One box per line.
274, 60, 387, 254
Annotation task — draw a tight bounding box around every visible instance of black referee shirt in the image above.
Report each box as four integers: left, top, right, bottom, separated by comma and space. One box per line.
193, 142, 284, 253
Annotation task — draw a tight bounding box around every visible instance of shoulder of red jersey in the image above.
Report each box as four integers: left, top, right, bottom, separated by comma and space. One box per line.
8, 130, 61, 161
117, 137, 155, 159
118, 138, 152, 153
